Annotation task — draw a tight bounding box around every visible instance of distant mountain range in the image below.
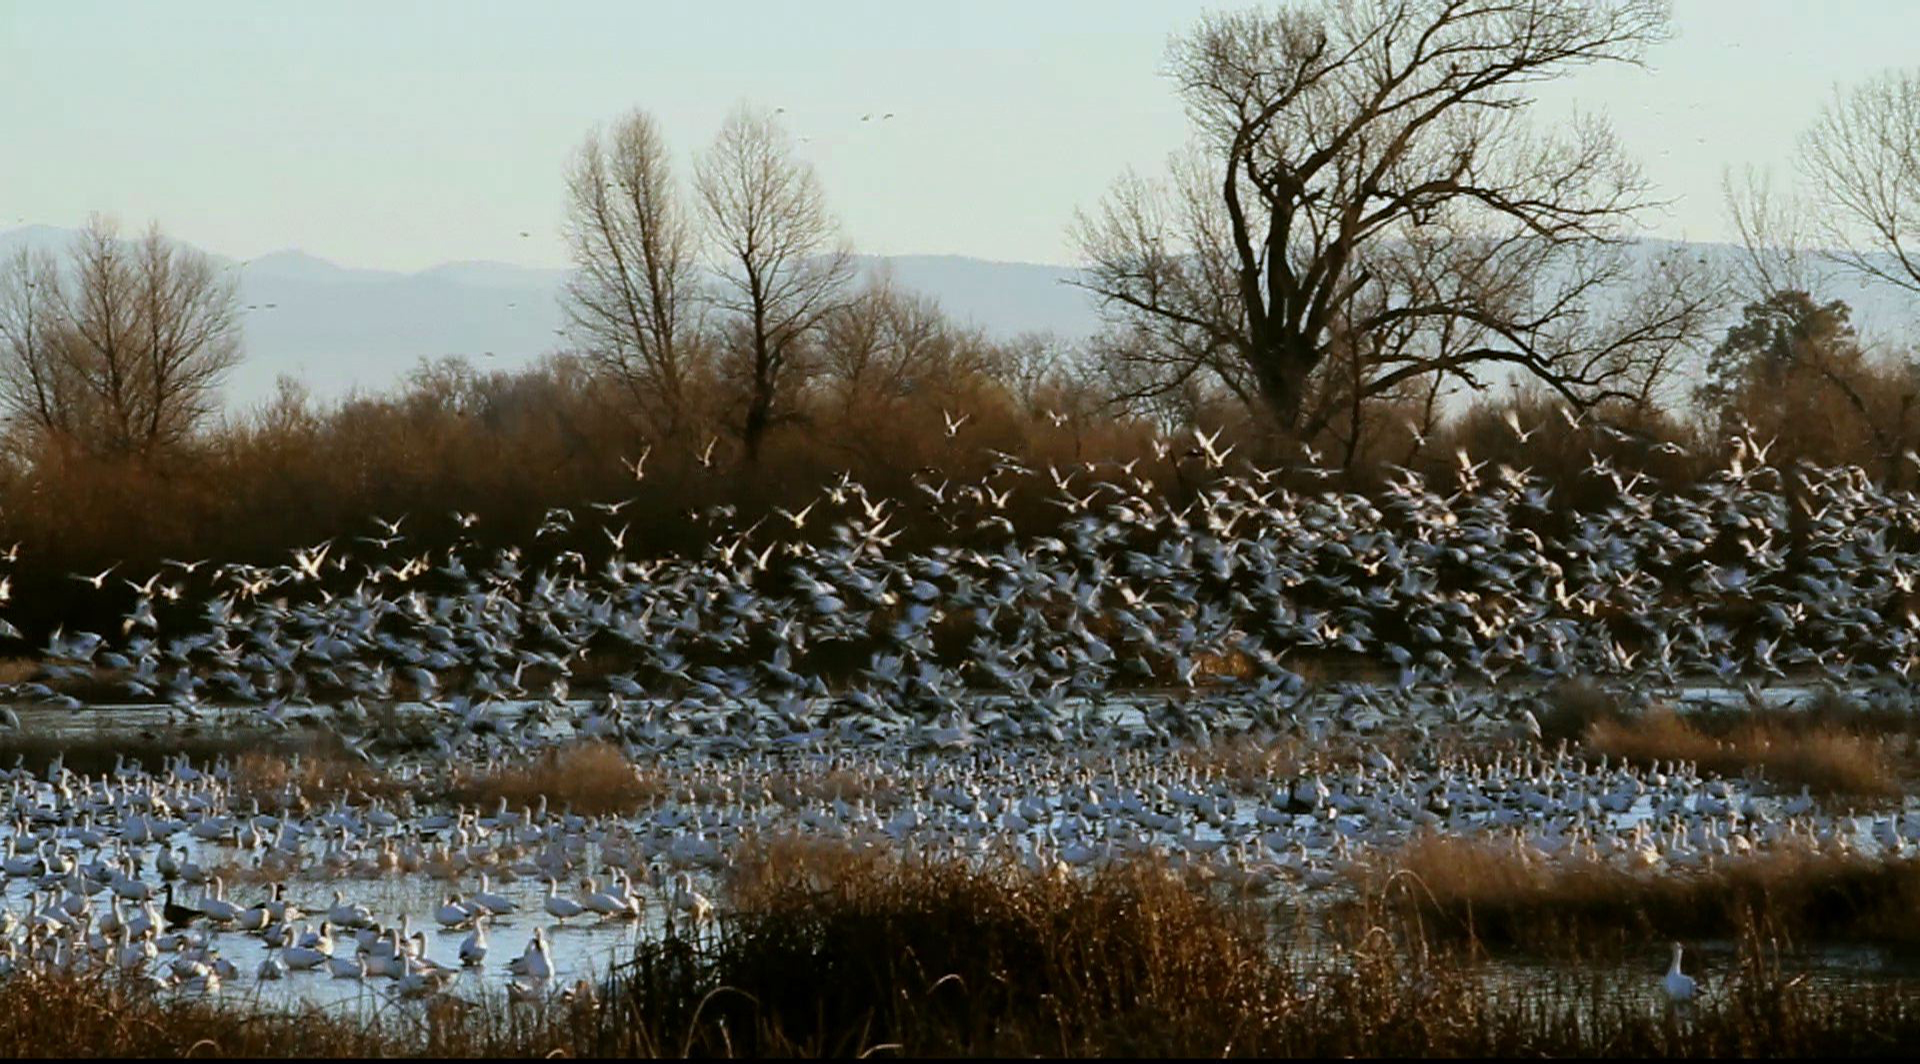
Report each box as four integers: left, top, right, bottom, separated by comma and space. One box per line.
3, 224, 1915, 410
0, 225, 1103, 407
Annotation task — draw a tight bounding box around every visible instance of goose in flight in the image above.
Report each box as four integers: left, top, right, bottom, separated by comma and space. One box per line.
69, 563, 120, 590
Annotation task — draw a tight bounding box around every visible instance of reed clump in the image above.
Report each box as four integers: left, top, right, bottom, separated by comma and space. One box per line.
0, 967, 589, 1056
1585, 706, 1900, 798
758, 766, 899, 808
1365, 834, 1920, 952
617, 837, 1284, 1056
11, 848, 1920, 1056
226, 733, 414, 811
444, 741, 664, 817
1177, 731, 1308, 786
1537, 677, 1636, 743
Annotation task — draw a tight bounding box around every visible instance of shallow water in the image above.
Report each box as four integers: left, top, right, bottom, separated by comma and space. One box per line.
5, 684, 1919, 1007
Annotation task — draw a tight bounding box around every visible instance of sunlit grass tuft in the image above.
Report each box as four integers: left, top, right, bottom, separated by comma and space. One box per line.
444, 741, 663, 817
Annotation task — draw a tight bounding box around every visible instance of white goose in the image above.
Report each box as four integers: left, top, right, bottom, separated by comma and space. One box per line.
1663, 942, 1696, 1002
543, 878, 585, 921
459, 918, 489, 967
672, 873, 714, 925
523, 931, 554, 981
470, 873, 517, 915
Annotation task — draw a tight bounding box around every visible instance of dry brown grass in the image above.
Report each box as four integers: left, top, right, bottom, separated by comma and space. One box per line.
639, 835, 1282, 1057
1585, 707, 1900, 798
631, 836, 1920, 1056
10, 845, 1920, 1056
1174, 733, 1308, 786
1537, 677, 1634, 743
1364, 833, 1920, 953
225, 733, 416, 812
0, 967, 607, 1057
445, 741, 664, 817
759, 766, 899, 808
0, 658, 38, 685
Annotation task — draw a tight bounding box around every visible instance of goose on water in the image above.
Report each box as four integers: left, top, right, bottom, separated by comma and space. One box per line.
1663, 942, 1696, 1002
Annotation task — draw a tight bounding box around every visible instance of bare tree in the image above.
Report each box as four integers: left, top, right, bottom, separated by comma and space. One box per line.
1072, 0, 1719, 448
1723, 166, 1819, 303
821, 275, 993, 410
0, 246, 78, 444
0, 218, 241, 459
696, 105, 853, 464
1801, 68, 1920, 297
563, 109, 704, 436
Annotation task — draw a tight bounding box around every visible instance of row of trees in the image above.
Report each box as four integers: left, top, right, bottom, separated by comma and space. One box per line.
1, 1, 1915, 484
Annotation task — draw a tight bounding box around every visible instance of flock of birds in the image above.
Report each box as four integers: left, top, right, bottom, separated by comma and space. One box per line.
6, 424, 1920, 750
0, 733, 1902, 1002
1, 424, 1917, 1004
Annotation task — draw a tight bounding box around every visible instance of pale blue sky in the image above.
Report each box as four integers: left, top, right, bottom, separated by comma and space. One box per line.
3, 1, 1915, 270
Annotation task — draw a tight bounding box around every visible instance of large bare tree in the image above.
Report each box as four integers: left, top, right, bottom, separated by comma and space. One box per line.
0, 246, 78, 443
695, 105, 853, 464
562, 109, 705, 435
0, 219, 241, 459
1801, 68, 1920, 297
1072, 0, 1718, 448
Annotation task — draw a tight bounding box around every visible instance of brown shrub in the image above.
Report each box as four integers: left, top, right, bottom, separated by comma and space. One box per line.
636, 837, 1282, 1057
225, 733, 414, 812
1176, 732, 1307, 786
1585, 707, 1900, 798
1537, 677, 1634, 743
0, 967, 607, 1057
759, 767, 898, 809
1366, 834, 1920, 953
445, 741, 663, 817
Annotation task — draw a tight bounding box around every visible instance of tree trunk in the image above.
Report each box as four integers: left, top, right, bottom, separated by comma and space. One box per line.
742, 385, 772, 465
1251, 333, 1317, 431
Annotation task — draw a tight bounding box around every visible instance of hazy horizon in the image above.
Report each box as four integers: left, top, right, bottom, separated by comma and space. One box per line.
6, 1, 1918, 272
